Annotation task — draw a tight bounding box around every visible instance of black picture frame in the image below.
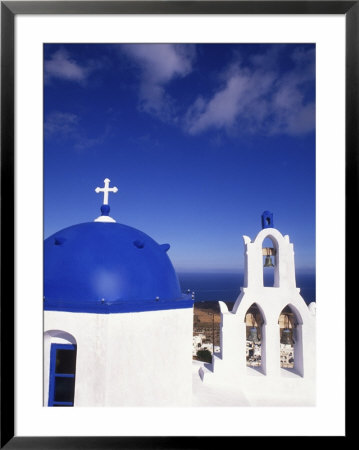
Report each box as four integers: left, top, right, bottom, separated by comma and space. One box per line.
1, 1, 352, 447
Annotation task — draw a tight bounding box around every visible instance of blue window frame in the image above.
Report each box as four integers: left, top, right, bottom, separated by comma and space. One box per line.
48, 343, 77, 407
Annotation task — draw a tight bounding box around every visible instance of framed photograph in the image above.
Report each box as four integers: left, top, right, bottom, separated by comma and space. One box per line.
1, 1, 352, 447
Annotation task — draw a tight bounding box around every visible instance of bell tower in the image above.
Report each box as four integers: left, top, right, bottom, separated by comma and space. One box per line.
243, 211, 297, 289
200, 212, 316, 406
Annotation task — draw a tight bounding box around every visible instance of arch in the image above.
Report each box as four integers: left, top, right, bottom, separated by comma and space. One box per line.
255, 230, 284, 287
252, 228, 296, 289
279, 303, 303, 325
262, 236, 277, 287
244, 303, 265, 370
255, 228, 283, 249
278, 305, 303, 376
44, 329, 77, 344
240, 301, 267, 325
44, 330, 77, 406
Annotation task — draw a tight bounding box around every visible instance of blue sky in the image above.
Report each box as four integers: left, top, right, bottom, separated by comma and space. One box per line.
44, 43, 315, 273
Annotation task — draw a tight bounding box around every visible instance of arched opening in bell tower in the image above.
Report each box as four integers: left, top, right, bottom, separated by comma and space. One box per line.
245, 303, 264, 369
262, 236, 277, 287
278, 305, 304, 375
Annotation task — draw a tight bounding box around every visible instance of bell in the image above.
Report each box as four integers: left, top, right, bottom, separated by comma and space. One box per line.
281, 328, 294, 345
264, 255, 275, 268
247, 326, 258, 342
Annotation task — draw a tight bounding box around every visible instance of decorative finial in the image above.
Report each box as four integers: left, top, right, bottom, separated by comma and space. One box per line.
261, 211, 274, 229
94, 178, 118, 223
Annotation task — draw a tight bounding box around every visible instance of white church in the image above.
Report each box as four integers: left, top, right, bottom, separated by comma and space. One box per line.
43, 179, 316, 407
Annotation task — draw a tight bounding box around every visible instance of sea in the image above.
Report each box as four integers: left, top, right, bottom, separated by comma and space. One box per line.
178, 271, 316, 307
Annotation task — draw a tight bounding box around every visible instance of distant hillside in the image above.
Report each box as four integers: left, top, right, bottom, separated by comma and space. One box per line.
192, 301, 235, 347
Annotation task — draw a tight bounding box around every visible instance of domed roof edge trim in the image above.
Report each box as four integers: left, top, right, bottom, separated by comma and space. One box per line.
44, 295, 194, 314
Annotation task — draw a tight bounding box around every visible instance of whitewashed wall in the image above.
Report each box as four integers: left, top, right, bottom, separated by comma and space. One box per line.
44, 307, 193, 406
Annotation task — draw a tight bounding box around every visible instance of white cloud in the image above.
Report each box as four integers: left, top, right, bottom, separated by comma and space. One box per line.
122, 44, 193, 83
44, 111, 79, 136
120, 44, 194, 120
184, 47, 315, 137
44, 111, 110, 150
45, 49, 90, 83
185, 69, 276, 134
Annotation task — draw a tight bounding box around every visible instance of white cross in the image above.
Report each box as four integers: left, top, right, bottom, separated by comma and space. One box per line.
95, 178, 118, 205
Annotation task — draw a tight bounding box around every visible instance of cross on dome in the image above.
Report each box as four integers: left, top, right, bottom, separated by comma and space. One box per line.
94, 178, 118, 223
95, 178, 118, 205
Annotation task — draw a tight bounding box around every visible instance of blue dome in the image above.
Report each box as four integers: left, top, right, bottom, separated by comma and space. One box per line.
44, 222, 192, 314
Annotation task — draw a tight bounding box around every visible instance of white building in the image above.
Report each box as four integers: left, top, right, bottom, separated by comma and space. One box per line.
198, 211, 316, 406
43, 179, 193, 407
44, 182, 315, 407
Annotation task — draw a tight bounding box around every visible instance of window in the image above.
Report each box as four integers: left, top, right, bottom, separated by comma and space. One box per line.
48, 343, 76, 407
